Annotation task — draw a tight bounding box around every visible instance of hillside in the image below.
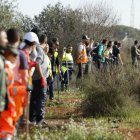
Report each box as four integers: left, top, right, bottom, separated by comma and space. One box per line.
113, 25, 140, 41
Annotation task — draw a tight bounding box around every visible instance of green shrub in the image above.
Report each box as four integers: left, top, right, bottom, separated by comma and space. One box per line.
80, 66, 140, 117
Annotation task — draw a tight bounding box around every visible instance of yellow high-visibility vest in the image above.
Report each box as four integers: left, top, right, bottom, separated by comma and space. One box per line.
61, 52, 73, 73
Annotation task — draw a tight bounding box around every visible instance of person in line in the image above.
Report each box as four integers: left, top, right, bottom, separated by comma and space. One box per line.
97, 39, 107, 72
6, 29, 28, 127
104, 43, 113, 73
42, 36, 53, 100
0, 29, 8, 113
76, 35, 88, 79
131, 40, 140, 68
112, 41, 123, 66
85, 38, 93, 74
0, 37, 19, 140
48, 38, 61, 100
61, 45, 74, 91
29, 30, 48, 126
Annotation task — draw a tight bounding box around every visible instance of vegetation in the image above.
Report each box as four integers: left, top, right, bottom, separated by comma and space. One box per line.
1, 0, 140, 139
80, 67, 140, 117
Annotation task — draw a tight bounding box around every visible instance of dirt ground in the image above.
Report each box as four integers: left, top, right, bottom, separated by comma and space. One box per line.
45, 97, 140, 140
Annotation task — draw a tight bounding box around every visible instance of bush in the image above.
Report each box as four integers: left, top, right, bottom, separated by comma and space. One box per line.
80, 66, 140, 117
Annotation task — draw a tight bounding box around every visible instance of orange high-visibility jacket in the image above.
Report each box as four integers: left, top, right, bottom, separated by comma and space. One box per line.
0, 63, 16, 138
11, 82, 27, 122
10, 49, 29, 122
76, 45, 88, 64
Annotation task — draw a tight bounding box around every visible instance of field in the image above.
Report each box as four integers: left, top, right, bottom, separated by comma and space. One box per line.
19, 87, 140, 140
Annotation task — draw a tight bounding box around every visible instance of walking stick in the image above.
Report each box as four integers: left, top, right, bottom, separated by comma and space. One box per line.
26, 71, 32, 140
57, 73, 60, 101
26, 91, 30, 140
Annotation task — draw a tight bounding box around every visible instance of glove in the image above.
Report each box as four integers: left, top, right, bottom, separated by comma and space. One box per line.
29, 61, 37, 69
41, 77, 46, 88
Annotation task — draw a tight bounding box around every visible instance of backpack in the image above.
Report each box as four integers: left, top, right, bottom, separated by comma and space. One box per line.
91, 45, 100, 61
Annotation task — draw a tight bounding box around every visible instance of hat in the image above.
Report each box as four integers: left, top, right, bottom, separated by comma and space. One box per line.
6, 45, 19, 56
82, 35, 89, 40
23, 32, 40, 45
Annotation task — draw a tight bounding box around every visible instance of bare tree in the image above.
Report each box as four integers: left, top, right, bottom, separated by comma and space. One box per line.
82, 0, 119, 41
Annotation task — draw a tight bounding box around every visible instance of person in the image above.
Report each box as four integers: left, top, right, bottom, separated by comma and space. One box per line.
96, 39, 107, 71
112, 41, 123, 66
85, 38, 93, 74
7, 28, 28, 127
48, 38, 61, 100
29, 31, 48, 126
131, 40, 140, 68
104, 43, 113, 72
61, 45, 74, 91
43, 37, 53, 100
0, 29, 8, 113
76, 35, 88, 79
18, 32, 40, 128
0, 43, 19, 140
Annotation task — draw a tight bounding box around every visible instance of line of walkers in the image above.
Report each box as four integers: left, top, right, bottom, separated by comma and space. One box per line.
0, 27, 75, 140
0, 27, 139, 140
76, 35, 125, 78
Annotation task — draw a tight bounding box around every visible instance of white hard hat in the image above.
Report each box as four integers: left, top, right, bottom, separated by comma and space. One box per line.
23, 32, 40, 45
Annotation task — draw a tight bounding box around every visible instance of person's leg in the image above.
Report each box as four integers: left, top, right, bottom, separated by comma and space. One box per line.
64, 71, 69, 90
84, 63, 88, 74
29, 80, 38, 122
85, 61, 91, 74
81, 63, 86, 78
49, 79, 54, 100
36, 80, 47, 123
65, 70, 73, 90
61, 71, 65, 91
68, 70, 72, 81
77, 64, 82, 79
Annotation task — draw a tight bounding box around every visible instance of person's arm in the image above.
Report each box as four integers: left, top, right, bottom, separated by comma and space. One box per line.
118, 54, 123, 65
55, 56, 61, 73
19, 51, 30, 84
35, 47, 45, 78
136, 49, 140, 56
35, 47, 46, 87
0, 58, 7, 112
117, 49, 123, 65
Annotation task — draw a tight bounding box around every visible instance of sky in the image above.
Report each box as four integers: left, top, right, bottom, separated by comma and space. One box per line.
17, 0, 140, 29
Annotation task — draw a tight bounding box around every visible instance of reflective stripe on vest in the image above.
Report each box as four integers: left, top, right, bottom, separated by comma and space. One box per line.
46, 55, 52, 76
76, 46, 88, 64
62, 52, 73, 70
54, 51, 59, 73
61, 66, 67, 73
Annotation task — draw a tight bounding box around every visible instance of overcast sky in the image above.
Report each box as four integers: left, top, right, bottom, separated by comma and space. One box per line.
17, 0, 140, 29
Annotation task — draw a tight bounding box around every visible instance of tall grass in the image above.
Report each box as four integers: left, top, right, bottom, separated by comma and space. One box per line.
80, 65, 140, 117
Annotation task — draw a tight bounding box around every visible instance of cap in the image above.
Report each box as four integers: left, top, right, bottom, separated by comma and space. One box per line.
82, 35, 90, 40
6, 45, 19, 56
23, 32, 40, 45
